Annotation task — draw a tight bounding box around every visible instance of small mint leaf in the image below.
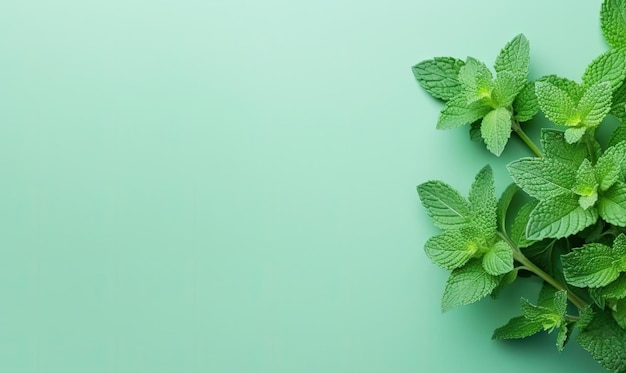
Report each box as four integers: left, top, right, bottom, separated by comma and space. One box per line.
577, 81, 613, 128
424, 230, 477, 270
417, 181, 472, 230
441, 259, 499, 312
513, 81, 539, 122
437, 94, 491, 129
468, 165, 498, 238
480, 107, 512, 156
598, 182, 626, 227
482, 240, 514, 276
492, 316, 543, 339
564, 127, 587, 144
535, 81, 577, 126
412, 57, 466, 101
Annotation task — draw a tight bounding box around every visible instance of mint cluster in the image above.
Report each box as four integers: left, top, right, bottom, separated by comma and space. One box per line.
413, 1, 626, 372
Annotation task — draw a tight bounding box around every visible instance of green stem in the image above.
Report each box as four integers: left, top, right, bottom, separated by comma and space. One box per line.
498, 233, 588, 310
512, 120, 543, 158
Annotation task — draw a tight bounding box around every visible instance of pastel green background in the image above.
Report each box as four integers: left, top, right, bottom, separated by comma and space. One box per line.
0, 0, 611, 372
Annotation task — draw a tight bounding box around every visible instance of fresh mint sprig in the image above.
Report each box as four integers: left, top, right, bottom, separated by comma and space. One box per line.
414, 0, 626, 372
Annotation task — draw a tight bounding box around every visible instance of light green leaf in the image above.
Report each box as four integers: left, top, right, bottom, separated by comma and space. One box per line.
441, 259, 499, 312
507, 158, 576, 200
492, 71, 524, 107
595, 141, 626, 191
492, 316, 543, 340
526, 193, 598, 240
497, 183, 519, 232
598, 182, 626, 226
573, 159, 598, 196
577, 309, 626, 373
510, 200, 538, 248
468, 165, 497, 238
610, 80, 626, 120
556, 323, 570, 352
482, 240, 514, 276
513, 81, 539, 122
535, 81, 577, 126
541, 129, 590, 165
538, 75, 584, 101
458, 57, 494, 104
564, 127, 588, 144
412, 57, 466, 101
424, 230, 477, 270
577, 81, 613, 128
437, 94, 491, 129
562, 243, 621, 288
481, 107, 512, 156
601, 0, 626, 51
417, 181, 472, 230
582, 49, 626, 90
494, 34, 530, 78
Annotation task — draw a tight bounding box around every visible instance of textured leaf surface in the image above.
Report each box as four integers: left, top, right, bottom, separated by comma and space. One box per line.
535, 81, 577, 126
610, 124, 626, 147
458, 57, 494, 104
582, 49, 626, 90
494, 34, 530, 78
482, 240, 513, 276
492, 316, 543, 339
601, 0, 626, 51
437, 95, 491, 129
468, 166, 497, 237
595, 141, 626, 191
513, 81, 539, 121
577, 81, 612, 127
481, 107, 512, 156
492, 71, 523, 107
562, 243, 621, 288
589, 273, 626, 305
497, 183, 519, 232
424, 230, 476, 270
507, 158, 576, 199
577, 310, 626, 373
510, 200, 537, 248
417, 181, 471, 229
412, 57, 465, 101
541, 129, 589, 165
441, 259, 499, 312
598, 182, 626, 226
564, 127, 587, 144
610, 81, 626, 120
527, 193, 598, 240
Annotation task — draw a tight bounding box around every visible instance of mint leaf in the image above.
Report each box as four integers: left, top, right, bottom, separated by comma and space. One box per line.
564, 127, 588, 144
492, 71, 524, 107
482, 240, 514, 276
577, 309, 626, 373
601, 0, 626, 51
598, 182, 626, 226
468, 165, 497, 238
441, 259, 499, 312
507, 158, 576, 199
437, 94, 491, 129
610, 80, 626, 120
576, 81, 613, 128
535, 81, 577, 126
417, 181, 472, 229
538, 75, 584, 101
613, 298, 626, 329
424, 230, 477, 270
609, 124, 626, 147
581, 49, 626, 90
589, 273, 626, 306
527, 193, 598, 240
492, 316, 543, 339
497, 183, 519, 232
513, 81, 539, 121
541, 129, 590, 165
556, 324, 570, 352
458, 57, 494, 104
412, 57, 466, 101
595, 141, 626, 191
572, 159, 599, 209
481, 107, 512, 156
494, 34, 530, 79
562, 243, 622, 288
510, 200, 537, 248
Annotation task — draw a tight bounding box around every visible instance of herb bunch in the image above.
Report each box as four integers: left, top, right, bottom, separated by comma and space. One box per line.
414, 1, 626, 372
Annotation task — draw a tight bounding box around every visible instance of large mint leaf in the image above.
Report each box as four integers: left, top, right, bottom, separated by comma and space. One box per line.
412, 57, 466, 101
507, 158, 576, 199
582, 49, 626, 90
562, 243, 622, 288
417, 180, 472, 230
526, 193, 598, 240
577, 309, 626, 373
601, 0, 626, 51
481, 107, 512, 156
441, 259, 499, 312
494, 34, 530, 79
598, 182, 626, 226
